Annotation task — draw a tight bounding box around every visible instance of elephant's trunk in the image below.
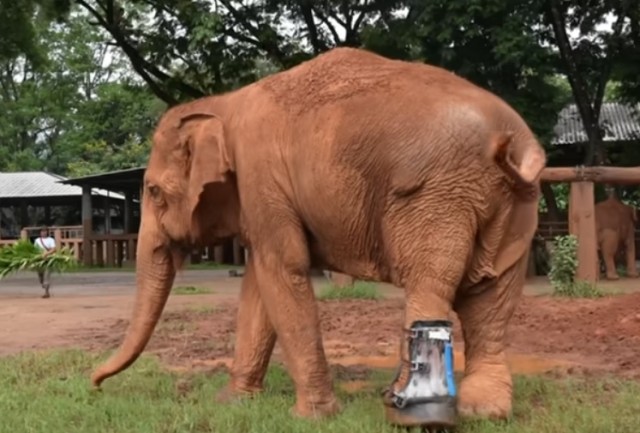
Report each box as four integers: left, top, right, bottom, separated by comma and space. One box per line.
90, 226, 177, 387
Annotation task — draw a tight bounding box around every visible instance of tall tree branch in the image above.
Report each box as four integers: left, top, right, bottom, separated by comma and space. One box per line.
312, 7, 342, 45
218, 0, 287, 65
77, 0, 204, 104
546, 0, 601, 165
297, 0, 327, 54
593, 10, 626, 118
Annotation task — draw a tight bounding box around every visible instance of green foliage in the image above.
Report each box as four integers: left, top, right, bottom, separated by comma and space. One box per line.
66, 138, 151, 178
318, 281, 381, 300
556, 280, 605, 299
548, 235, 604, 298
0, 8, 162, 176
0, 239, 78, 278
1, 0, 639, 181
548, 235, 579, 289
1, 349, 640, 432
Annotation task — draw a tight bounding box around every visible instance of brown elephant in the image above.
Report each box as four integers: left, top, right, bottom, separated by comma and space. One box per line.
595, 196, 638, 280
90, 47, 545, 428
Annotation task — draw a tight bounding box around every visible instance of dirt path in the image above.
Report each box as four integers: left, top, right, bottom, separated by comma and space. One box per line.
2, 271, 640, 379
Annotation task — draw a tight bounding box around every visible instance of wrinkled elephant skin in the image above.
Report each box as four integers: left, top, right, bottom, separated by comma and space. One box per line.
90, 47, 546, 427
595, 197, 638, 280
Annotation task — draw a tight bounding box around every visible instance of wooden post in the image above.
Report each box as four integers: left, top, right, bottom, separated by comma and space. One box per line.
82, 185, 93, 266
104, 192, 111, 234
526, 246, 537, 277
232, 237, 242, 265
568, 181, 598, 283
53, 228, 62, 249
124, 191, 133, 234
20, 200, 28, 229
213, 245, 224, 263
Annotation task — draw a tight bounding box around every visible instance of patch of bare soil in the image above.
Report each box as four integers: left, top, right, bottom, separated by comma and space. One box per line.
69, 293, 640, 379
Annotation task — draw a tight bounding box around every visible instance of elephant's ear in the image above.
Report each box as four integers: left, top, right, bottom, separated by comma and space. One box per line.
178, 112, 235, 235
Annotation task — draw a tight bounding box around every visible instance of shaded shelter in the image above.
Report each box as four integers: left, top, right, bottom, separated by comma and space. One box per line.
59, 168, 144, 266
0, 171, 124, 239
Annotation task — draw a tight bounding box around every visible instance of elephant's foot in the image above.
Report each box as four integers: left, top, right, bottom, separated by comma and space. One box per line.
290, 396, 342, 420
381, 320, 458, 428
627, 272, 639, 278
215, 381, 263, 404
382, 389, 457, 428
457, 369, 512, 420
605, 273, 620, 281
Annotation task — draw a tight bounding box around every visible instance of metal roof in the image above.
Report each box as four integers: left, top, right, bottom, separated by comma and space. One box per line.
59, 167, 145, 192
0, 171, 124, 200
552, 102, 640, 145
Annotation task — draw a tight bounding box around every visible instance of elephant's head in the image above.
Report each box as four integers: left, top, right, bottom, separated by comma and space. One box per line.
91, 107, 239, 387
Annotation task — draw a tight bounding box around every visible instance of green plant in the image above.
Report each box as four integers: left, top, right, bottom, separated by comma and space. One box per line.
0, 240, 78, 279
172, 285, 213, 295
317, 281, 381, 300
548, 235, 603, 298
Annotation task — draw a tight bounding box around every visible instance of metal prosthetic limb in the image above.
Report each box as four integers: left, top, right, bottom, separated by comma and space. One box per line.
384, 320, 458, 428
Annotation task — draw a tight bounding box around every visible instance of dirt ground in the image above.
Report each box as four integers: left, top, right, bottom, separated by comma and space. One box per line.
2, 270, 640, 380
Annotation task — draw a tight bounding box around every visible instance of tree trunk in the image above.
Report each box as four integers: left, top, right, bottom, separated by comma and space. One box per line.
541, 182, 561, 221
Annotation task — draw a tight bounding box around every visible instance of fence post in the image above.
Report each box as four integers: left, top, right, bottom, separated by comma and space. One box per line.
54, 228, 62, 249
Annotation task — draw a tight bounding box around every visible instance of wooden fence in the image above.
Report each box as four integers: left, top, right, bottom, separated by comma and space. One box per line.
0, 226, 246, 268
2, 221, 638, 268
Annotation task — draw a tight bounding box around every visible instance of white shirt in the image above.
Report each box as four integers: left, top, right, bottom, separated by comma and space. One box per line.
34, 236, 56, 251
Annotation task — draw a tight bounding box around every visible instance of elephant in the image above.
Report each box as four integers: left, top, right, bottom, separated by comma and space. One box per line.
595, 196, 638, 280
89, 47, 546, 428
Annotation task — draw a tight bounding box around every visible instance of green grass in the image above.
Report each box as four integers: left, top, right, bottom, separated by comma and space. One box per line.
1, 349, 639, 433
65, 262, 242, 273
552, 280, 605, 298
172, 285, 213, 295
317, 281, 382, 300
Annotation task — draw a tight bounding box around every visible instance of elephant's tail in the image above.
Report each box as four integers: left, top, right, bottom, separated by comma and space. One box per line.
488, 131, 546, 188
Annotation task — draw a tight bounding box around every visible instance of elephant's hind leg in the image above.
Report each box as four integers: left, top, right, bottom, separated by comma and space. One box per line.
601, 229, 620, 280
216, 256, 277, 403
453, 257, 526, 420
382, 209, 473, 428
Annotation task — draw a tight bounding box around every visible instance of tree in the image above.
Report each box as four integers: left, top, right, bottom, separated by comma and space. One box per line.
0, 5, 163, 175
543, 0, 640, 166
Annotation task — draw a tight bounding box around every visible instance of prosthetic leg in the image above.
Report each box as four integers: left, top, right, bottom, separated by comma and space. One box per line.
383, 320, 457, 428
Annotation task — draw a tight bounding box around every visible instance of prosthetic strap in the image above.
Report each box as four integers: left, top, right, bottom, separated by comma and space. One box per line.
390, 320, 456, 409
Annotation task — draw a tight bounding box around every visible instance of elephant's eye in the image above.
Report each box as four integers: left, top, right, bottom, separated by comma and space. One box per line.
147, 184, 164, 203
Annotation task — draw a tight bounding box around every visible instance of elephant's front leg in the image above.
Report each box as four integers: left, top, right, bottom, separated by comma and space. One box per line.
217, 256, 277, 403
453, 258, 526, 420
252, 222, 340, 419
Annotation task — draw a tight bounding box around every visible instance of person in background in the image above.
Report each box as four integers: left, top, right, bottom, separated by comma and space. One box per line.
34, 227, 56, 298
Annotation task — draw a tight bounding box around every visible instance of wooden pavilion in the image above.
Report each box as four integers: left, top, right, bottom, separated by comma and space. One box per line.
59, 167, 246, 268
0, 171, 125, 251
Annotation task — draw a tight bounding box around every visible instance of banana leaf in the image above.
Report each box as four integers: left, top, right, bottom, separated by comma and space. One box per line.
0, 239, 79, 279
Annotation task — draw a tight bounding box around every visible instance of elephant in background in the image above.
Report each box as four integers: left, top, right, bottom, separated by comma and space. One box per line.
88, 47, 546, 428
595, 196, 638, 280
